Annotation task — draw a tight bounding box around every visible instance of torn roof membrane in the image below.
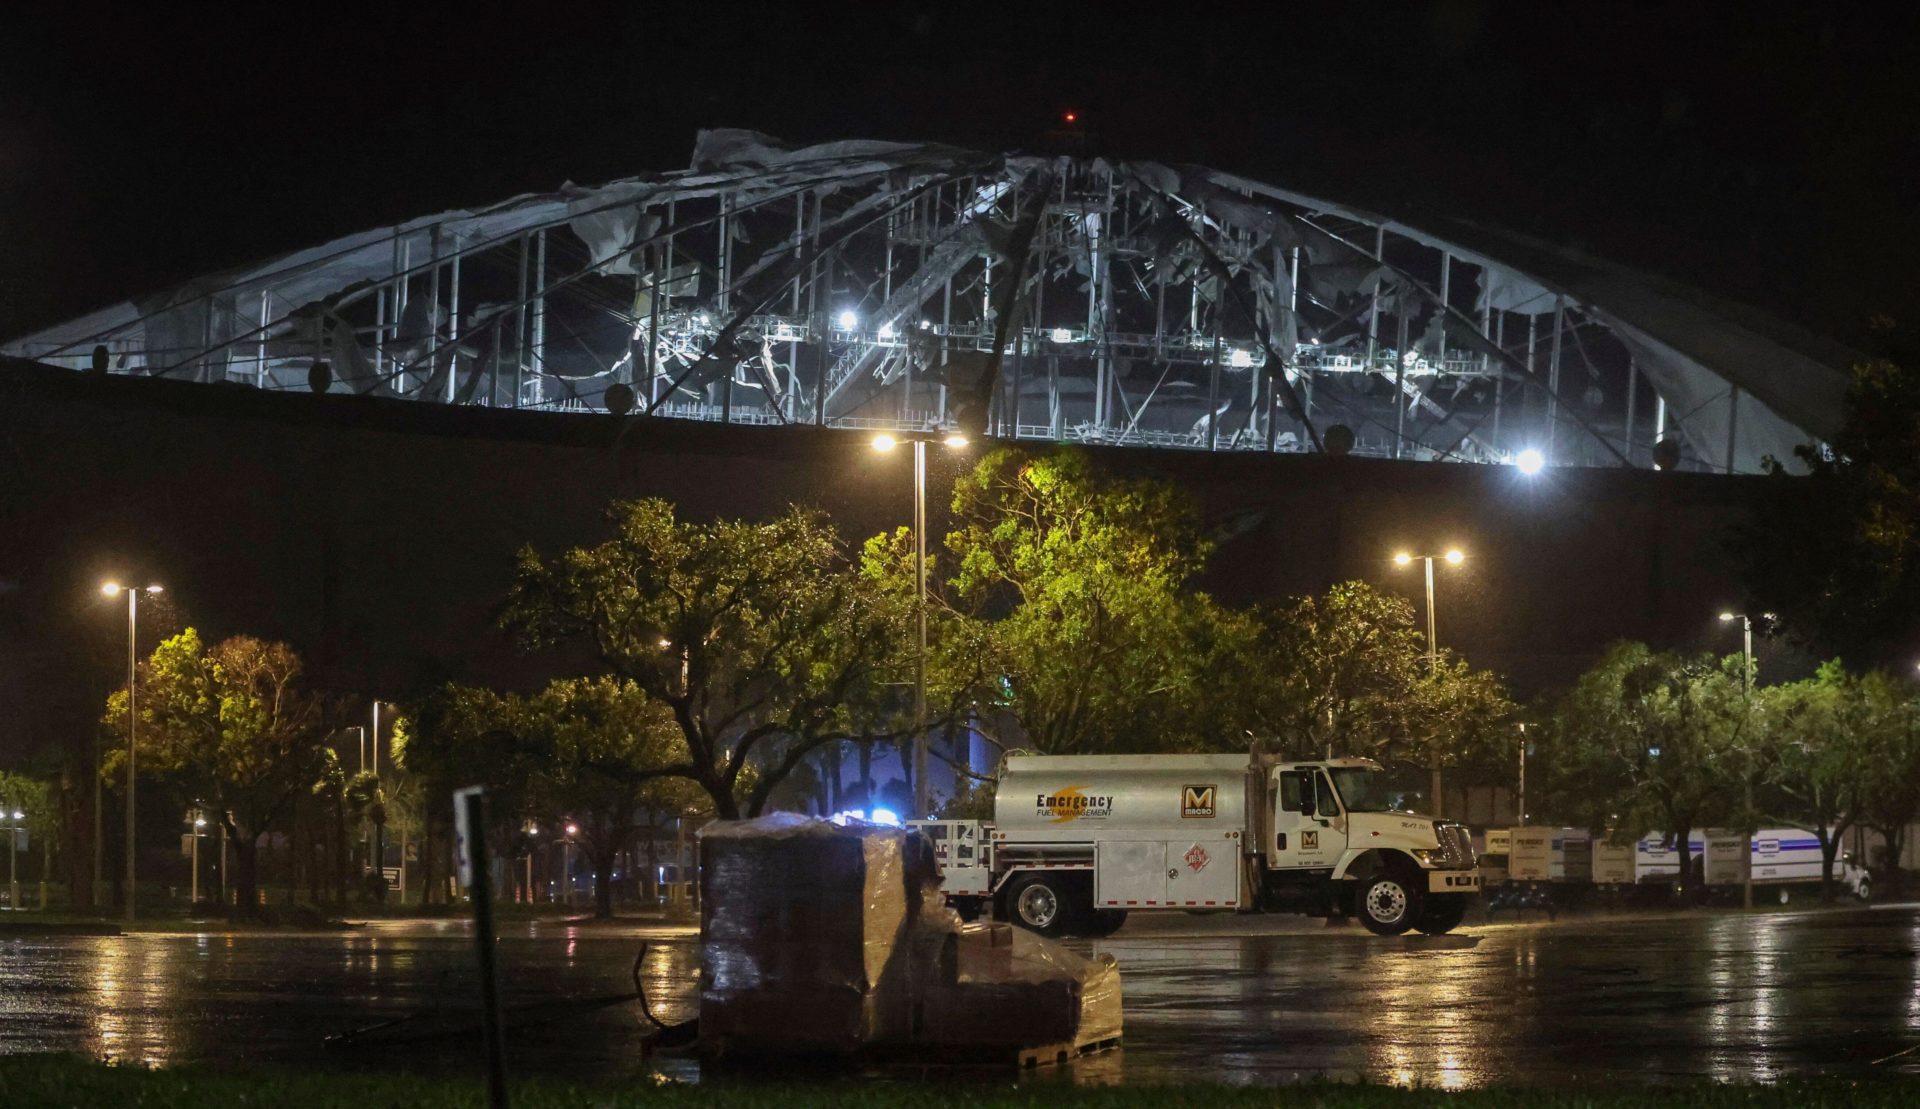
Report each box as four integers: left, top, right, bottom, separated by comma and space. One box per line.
3, 131, 1859, 475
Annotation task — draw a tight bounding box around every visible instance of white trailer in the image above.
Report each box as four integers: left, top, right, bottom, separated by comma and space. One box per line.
1706, 828, 1872, 902
1508, 827, 1592, 884
916, 752, 1479, 938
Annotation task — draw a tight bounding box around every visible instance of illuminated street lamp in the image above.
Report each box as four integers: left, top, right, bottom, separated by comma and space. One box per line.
102, 581, 162, 922
1719, 611, 1773, 911
1391, 549, 1465, 667
872, 431, 972, 817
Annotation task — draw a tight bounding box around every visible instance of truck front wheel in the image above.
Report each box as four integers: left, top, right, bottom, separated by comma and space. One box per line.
1412, 893, 1468, 935
1356, 872, 1419, 936
1006, 873, 1081, 937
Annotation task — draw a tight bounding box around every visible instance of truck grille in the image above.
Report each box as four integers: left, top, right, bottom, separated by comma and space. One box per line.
1436, 823, 1476, 867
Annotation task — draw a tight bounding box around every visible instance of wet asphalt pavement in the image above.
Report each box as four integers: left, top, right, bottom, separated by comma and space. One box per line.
2, 905, 1918, 1088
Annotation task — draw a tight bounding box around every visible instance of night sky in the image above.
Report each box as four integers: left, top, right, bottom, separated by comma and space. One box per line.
4, 3, 1918, 354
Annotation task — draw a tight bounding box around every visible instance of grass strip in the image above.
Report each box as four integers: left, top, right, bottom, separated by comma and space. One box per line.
2, 1054, 1918, 1108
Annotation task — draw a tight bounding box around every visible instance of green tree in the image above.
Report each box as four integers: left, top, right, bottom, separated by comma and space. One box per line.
519, 676, 705, 918
503, 500, 913, 819
932, 447, 1244, 754
397, 683, 543, 904
0, 772, 56, 902
1247, 582, 1428, 758
1756, 663, 1883, 900
1856, 694, 1920, 897
1540, 642, 1747, 895
104, 630, 329, 916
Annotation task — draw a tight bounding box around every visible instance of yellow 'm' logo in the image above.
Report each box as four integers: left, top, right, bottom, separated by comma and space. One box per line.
1182, 785, 1217, 818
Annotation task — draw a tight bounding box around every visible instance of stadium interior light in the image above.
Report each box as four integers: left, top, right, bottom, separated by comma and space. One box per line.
877, 321, 896, 340
1229, 349, 1254, 369
837, 309, 859, 330
1514, 448, 1546, 475
871, 433, 897, 452
1050, 327, 1074, 343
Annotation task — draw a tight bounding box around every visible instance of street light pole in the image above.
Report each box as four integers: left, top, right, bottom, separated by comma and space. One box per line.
1720, 611, 1763, 911
1393, 548, 1464, 816
103, 582, 162, 923
874, 431, 968, 820
913, 438, 928, 821
5, 806, 20, 911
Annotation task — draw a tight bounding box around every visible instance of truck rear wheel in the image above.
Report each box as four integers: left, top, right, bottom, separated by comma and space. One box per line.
1006, 873, 1081, 937
1086, 908, 1128, 937
1412, 893, 1468, 935
1356, 872, 1419, 936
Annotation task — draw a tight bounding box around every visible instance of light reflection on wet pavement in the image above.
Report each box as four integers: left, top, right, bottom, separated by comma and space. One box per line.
1, 908, 1917, 1086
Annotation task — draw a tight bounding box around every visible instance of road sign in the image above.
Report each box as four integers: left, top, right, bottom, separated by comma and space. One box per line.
452, 785, 484, 887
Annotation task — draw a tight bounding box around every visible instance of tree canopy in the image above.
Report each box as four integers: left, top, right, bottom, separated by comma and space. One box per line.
103, 629, 330, 913
502, 499, 919, 818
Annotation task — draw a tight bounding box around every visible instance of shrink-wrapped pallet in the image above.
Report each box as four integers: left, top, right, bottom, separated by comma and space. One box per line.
697, 814, 1123, 1062
698, 813, 914, 1053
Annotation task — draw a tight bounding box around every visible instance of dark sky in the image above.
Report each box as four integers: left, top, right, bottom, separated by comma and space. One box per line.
5, 2, 1918, 352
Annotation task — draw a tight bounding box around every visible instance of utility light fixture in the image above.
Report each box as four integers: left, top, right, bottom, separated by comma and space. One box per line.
1514, 448, 1546, 475
837, 309, 859, 330
872, 433, 898, 452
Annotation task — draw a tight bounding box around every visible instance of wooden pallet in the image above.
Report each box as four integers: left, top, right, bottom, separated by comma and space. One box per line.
1016, 1036, 1122, 1069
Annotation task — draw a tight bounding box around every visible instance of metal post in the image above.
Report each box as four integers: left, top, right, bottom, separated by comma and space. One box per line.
462, 791, 509, 1109
1291, 245, 1306, 429
1491, 311, 1505, 450
1517, 725, 1527, 827
1365, 226, 1384, 372
190, 815, 200, 905
531, 230, 547, 408
372, 702, 381, 776
1742, 616, 1753, 910
1726, 386, 1741, 475
448, 246, 462, 403
512, 235, 529, 407
1393, 312, 1410, 459
125, 588, 137, 923
94, 733, 104, 908
7, 810, 17, 911
913, 439, 929, 818
1206, 316, 1222, 451
1546, 295, 1565, 458
1423, 556, 1437, 666
256, 290, 270, 388
1625, 356, 1639, 465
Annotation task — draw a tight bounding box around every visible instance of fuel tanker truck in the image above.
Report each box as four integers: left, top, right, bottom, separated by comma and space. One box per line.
912, 752, 1478, 938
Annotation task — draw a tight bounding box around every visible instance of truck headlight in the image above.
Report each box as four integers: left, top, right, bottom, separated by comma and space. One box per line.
1410, 849, 1438, 866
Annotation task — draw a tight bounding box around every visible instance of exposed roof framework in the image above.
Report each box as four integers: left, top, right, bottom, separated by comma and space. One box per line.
5, 131, 1858, 473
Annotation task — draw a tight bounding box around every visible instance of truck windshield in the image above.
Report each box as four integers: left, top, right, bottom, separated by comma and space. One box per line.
1327, 768, 1403, 813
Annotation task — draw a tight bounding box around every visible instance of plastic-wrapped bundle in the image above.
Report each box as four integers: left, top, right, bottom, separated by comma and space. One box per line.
698, 814, 914, 1053
697, 814, 1122, 1060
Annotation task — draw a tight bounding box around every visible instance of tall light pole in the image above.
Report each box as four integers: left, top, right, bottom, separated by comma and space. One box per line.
1719, 611, 1770, 910
873, 431, 969, 819
102, 581, 163, 923
5, 806, 22, 911
1393, 549, 1464, 817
